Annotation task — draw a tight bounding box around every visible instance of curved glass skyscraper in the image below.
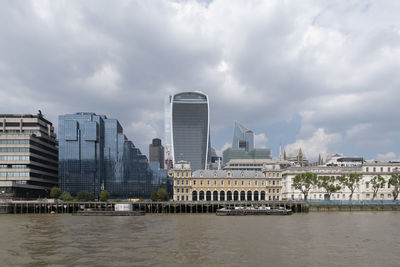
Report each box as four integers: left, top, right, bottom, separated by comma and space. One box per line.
170, 92, 210, 170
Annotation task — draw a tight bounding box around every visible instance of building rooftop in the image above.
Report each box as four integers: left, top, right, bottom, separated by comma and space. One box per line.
192, 170, 265, 178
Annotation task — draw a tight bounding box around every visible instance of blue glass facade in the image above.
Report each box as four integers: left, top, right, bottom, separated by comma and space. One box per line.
59, 112, 167, 199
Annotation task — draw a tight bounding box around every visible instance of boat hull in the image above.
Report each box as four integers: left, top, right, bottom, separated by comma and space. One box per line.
75, 210, 145, 216
216, 209, 292, 216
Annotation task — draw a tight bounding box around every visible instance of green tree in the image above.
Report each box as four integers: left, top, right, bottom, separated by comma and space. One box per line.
151, 190, 158, 201
370, 175, 386, 200
318, 176, 341, 200
389, 174, 400, 201
157, 188, 169, 201
151, 188, 170, 201
59, 192, 74, 202
292, 172, 318, 201
76, 190, 95, 201
339, 173, 362, 201
49, 186, 61, 199
99, 190, 110, 202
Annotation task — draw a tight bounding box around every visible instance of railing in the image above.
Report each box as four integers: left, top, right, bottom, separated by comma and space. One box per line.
307, 200, 400, 205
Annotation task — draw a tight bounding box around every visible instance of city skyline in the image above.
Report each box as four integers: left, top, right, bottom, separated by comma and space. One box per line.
1, 1, 400, 161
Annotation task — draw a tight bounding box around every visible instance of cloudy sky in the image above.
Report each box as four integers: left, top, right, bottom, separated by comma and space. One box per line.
1, 0, 400, 161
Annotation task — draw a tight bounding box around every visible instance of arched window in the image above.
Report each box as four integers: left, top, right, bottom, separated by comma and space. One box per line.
261, 191, 266, 201
220, 191, 225, 201
213, 191, 218, 201
192, 191, 198, 201
233, 191, 239, 201
227, 191, 232, 201
254, 191, 259, 201
247, 191, 252, 201
240, 191, 246, 201
206, 191, 211, 201
199, 191, 205, 201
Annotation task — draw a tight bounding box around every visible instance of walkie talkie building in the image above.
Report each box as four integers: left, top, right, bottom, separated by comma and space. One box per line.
169, 92, 210, 170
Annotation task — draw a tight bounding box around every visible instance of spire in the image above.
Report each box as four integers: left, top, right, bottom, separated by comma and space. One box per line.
283, 149, 287, 160
279, 144, 282, 160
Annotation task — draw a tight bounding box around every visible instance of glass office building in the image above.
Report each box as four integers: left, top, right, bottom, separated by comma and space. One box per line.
59, 112, 165, 199
170, 92, 211, 171
223, 122, 271, 165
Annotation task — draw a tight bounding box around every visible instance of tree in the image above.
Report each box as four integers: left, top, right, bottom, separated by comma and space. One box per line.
370, 175, 386, 200
50, 186, 61, 199
151, 188, 170, 201
292, 172, 318, 201
76, 190, 95, 201
59, 192, 74, 202
389, 174, 400, 201
339, 173, 362, 201
99, 190, 110, 202
318, 176, 341, 200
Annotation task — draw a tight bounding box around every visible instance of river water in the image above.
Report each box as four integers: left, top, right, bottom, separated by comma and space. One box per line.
0, 212, 399, 266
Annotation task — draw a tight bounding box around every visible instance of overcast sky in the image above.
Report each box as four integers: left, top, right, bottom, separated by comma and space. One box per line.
1, 0, 400, 161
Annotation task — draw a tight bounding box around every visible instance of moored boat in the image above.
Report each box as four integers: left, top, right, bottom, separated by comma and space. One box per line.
216, 206, 292, 216
75, 210, 145, 216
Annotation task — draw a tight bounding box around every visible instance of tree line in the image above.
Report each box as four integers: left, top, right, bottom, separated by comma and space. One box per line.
292, 172, 400, 201
49, 187, 110, 202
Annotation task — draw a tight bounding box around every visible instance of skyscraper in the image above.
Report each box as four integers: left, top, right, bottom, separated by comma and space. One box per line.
149, 138, 164, 169
0, 113, 58, 199
223, 122, 271, 165
169, 91, 210, 170
232, 121, 254, 152
58, 112, 159, 199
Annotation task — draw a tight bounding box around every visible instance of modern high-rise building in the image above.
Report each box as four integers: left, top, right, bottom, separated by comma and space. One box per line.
168, 91, 211, 171
223, 122, 271, 165
149, 138, 164, 169
58, 112, 162, 199
0, 113, 58, 199
232, 122, 254, 152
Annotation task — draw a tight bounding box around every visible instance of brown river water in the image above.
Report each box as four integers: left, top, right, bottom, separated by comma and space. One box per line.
0, 212, 399, 266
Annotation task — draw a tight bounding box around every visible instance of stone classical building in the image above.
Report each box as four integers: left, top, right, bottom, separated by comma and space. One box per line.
172, 161, 282, 201
281, 162, 400, 201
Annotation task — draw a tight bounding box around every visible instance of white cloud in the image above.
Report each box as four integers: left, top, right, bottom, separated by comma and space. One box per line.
376, 152, 400, 162
254, 133, 268, 148
285, 128, 342, 160
215, 142, 231, 157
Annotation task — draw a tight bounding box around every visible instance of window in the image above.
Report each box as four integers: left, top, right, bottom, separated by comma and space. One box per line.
186, 189, 188, 193
248, 181, 251, 186
186, 180, 188, 185
273, 173, 275, 178
276, 196, 279, 200
214, 180, 217, 186
380, 194, 384, 199
277, 189, 279, 193
277, 173, 279, 177
388, 183, 391, 189
221, 180, 224, 185
177, 188, 179, 193
262, 181, 264, 186
277, 181, 279, 185
241, 180, 244, 186
273, 181, 275, 185
177, 180, 179, 185
186, 196, 188, 201
234, 180, 238, 186
273, 189, 275, 193
366, 167, 369, 172
342, 194, 345, 199
207, 180, 210, 185
268, 189, 271, 193
200, 180, 203, 185
255, 181, 258, 186
193, 180, 196, 185
373, 167, 376, 172
381, 167, 383, 172
228, 180, 231, 185
337, 194, 339, 199
177, 172, 180, 178
388, 167, 391, 172
366, 182, 369, 189
177, 196, 179, 200
366, 193, 370, 198
269, 180, 271, 185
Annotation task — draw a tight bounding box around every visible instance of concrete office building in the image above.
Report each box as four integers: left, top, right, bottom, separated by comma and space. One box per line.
149, 138, 164, 169
168, 91, 211, 170
0, 113, 58, 199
